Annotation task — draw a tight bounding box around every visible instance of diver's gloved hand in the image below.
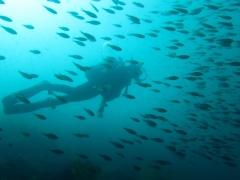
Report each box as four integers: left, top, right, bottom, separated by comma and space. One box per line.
97, 113, 103, 118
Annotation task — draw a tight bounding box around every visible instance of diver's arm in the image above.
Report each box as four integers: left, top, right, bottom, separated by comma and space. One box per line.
124, 85, 129, 95
97, 97, 106, 118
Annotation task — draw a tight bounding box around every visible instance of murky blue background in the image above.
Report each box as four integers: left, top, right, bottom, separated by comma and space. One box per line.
0, 0, 239, 179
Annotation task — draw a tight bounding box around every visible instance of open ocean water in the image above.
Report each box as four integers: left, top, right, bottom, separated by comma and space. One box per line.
0, 0, 240, 179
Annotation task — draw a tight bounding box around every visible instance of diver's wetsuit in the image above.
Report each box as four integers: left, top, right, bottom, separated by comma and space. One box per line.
2, 62, 142, 116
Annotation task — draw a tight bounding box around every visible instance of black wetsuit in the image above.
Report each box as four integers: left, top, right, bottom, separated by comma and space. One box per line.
2, 63, 141, 116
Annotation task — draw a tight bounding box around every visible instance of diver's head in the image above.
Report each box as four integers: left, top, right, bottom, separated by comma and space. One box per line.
127, 63, 144, 82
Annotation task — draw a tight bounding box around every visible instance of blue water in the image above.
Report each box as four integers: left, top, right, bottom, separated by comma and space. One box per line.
0, 0, 240, 179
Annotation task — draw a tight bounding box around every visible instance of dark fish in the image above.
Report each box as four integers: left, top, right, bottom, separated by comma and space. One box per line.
54, 74, 73, 82
102, 8, 115, 14
201, 23, 216, 29
130, 117, 140, 122
74, 37, 88, 41
81, 31, 96, 42
33, 113, 46, 120
127, 59, 139, 64
81, 8, 97, 18
101, 37, 112, 40
73, 15, 85, 20
111, 5, 123, 10
224, 162, 237, 167
153, 108, 167, 113
14, 93, 30, 104
18, 71, 32, 79
174, 86, 182, 89
99, 154, 112, 161
73, 62, 91, 71
161, 129, 172, 133
44, 133, 58, 140
0, 55, 6, 60
226, 62, 240, 66
137, 135, 148, 140
47, 0, 60, 4
136, 82, 152, 87
152, 47, 160, 51
152, 80, 162, 84
21, 132, 30, 137
114, 34, 125, 39
165, 76, 179, 80
151, 89, 160, 93
218, 15, 232, 20
174, 8, 188, 14
30, 74, 39, 79
162, 26, 175, 31
50, 149, 64, 154
126, 14, 140, 24
86, 20, 101, 25
74, 40, 86, 46
220, 156, 232, 161
59, 26, 69, 31
30, 50, 41, 54
154, 160, 172, 165
110, 141, 125, 148
68, 11, 78, 16
151, 138, 164, 143
65, 70, 78, 76
146, 33, 157, 37
184, 77, 196, 81
186, 92, 205, 98
175, 129, 187, 135
217, 38, 233, 47
1, 25, 17, 34
166, 145, 176, 152
178, 30, 189, 34
116, 152, 124, 158
143, 120, 157, 128
84, 107, 94, 116
43, 5, 57, 14
129, 33, 145, 38
0, 0, 4, 4
175, 152, 186, 157
133, 165, 141, 171
218, 22, 233, 27
0, 15, 12, 22
132, 2, 144, 8
194, 103, 212, 111
77, 153, 88, 159
69, 55, 83, 60
204, 4, 219, 10
189, 72, 203, 76
119, 138, 135, 145
123, 127, 137, 135
123, 94, 135, 99
107, 44, 122, 51
176, 55, 190, 60
73, 133, 89, 138
53, 93, 67, 103
90, 2, 99, 12
113, 24, 122, 27
57, 32, 70, 38
75, 115, 86, 120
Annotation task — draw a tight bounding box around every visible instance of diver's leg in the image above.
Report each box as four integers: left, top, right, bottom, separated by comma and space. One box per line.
2, 81, 99, 114
2, 81, 74, 114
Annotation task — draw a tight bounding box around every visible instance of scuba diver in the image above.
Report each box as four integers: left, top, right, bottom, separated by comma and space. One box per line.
2, 57, 145, 117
